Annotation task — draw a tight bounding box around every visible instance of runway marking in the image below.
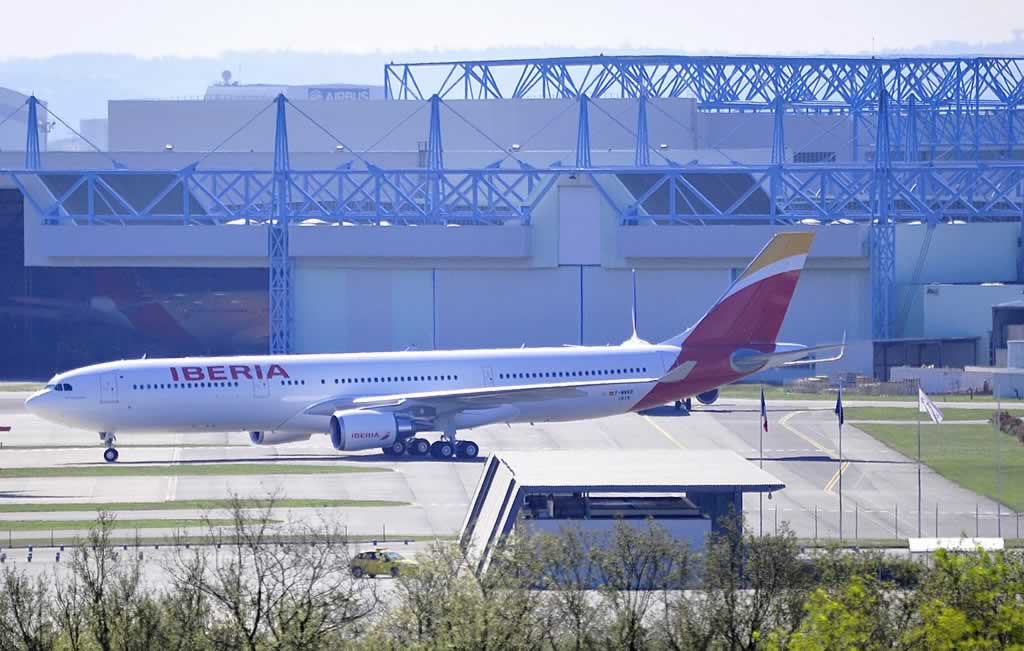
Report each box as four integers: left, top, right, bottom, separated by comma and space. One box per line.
779, 411, 851, 495
823, 462, 850, 495
164, 446, 180, 502
779, 411, 836, 457
642, 415, 685, 450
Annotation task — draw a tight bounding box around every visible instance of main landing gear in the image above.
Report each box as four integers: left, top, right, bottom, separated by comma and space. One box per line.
674, 398, 692, 412
100, 432, 119, 463
380, 431, 479, 461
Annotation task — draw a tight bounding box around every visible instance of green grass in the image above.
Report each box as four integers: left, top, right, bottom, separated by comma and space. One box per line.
721, 384, 1024, 403
0, 463, 386, 479
0, 532, 457, 548
0, 498, 408, 514
845, 406, 1024, 422
0, 383, 43, 392
854, 422, 1024, 512
0, 518, 265, 532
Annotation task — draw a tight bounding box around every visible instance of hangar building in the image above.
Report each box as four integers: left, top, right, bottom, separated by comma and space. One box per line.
0, 55, 1022, 381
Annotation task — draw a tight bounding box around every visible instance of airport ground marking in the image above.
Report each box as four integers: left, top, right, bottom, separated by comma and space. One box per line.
642, 415, 685, 450
778, 411, 836, 458
0, 463, 387, 479
0, 518, 271, 532
823, 461, 851, 496
0, 498, 410, 514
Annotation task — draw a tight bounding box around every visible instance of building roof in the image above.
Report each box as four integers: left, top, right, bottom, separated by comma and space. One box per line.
495, 449, 784, 492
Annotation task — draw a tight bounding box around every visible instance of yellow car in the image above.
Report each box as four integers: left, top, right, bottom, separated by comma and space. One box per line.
350, 549, 417, 578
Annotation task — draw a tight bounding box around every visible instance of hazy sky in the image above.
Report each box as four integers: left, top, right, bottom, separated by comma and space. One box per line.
4, 0, 1022, 59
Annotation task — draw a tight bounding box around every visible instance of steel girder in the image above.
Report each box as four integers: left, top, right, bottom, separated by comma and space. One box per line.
11, 163, 1024, 226
384, 55, 1024, 111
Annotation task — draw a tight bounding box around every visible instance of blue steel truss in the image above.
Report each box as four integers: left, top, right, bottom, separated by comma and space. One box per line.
6, 56, 1024, 348
269, 95, 293, 355
385, 55, 1024, 110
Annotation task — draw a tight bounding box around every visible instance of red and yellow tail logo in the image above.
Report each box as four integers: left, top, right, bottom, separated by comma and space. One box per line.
679, 232, 815, 348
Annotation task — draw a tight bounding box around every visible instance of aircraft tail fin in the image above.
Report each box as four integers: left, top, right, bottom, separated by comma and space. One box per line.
663, 232, 815, 348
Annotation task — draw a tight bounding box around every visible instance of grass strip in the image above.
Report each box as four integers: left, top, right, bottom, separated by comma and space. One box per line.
845, 406, 1024, 422
854, 422, 1024, 512
0, 383, 43, 392
1, 533, 456, 549
0, 463, 385, 479
0, 498, 408, 513
721, 385, 1024, 403
0, 518, 266, 532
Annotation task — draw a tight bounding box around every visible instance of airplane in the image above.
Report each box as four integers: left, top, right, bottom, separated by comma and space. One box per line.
25, 232, 843, 463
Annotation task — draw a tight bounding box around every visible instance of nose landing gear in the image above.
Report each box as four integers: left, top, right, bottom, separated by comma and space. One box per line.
99, 432, 119, 463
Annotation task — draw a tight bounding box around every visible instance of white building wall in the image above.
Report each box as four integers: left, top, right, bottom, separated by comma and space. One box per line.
896, 222, 1019, 285
293, 266, 433, 353
921, 283, 1024, 360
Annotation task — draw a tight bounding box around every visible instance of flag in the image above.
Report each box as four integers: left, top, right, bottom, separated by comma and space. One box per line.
760, 388, 768, 433
918, 387, 944, 424
834, 385, 844, 426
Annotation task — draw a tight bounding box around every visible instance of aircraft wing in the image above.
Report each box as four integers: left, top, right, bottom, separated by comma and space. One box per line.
752, 339, 846, 370
302, 376, 659, 417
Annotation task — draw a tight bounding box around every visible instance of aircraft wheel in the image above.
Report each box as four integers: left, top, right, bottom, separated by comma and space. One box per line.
430, 441, 454, 459
684, 398, 692, 411
382, 439, 407, 457
457, 441, 479, 459
103, 448, 119, 463
408, 438, 430, 456
674, 400, 683, 411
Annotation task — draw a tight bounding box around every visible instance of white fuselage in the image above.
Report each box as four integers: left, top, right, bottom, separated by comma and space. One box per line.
26, 345, 679, 436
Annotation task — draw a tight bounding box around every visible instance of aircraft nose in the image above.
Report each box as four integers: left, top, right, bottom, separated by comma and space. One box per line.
24, 390, 51, 416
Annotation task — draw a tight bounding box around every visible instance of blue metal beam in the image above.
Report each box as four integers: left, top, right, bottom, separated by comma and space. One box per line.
871, 89, 896, 339
634, 95, 650, 167
13, 161, 1024, 226
575, 95, 591, 168
384, 55, 1024, 112
269, 94, 293, 355
24, 96, 40, 170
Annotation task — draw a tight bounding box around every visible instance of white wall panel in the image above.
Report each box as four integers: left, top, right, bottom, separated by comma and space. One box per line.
434, 268, 580, 349
293, 266, 432, 353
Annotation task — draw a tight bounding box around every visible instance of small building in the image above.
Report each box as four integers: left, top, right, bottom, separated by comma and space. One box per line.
459, 449, 784, 574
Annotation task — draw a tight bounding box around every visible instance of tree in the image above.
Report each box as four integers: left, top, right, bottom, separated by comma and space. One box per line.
379, 535, 550, 650
0, 566, 57, 651
168, 494, 378, 651
70, 511, 134, 646
160, 545, 214, 651
593, 520, 690, 651
533, 525, 606, 650
665, 518, 810, 651
909, 548, 1024, 649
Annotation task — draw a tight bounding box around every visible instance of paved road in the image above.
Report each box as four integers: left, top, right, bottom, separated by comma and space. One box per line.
0, 392, 1017, 544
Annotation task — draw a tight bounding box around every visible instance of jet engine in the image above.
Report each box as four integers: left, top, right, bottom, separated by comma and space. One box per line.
696, 388, 720, 405
248, 431, 313, 445
329, 409, 416, 452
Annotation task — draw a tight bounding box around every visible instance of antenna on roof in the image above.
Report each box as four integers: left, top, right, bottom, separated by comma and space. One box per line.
631, 268, 639, 340
622, 269, 650, 347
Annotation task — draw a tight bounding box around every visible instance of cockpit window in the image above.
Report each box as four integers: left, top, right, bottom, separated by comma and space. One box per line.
62, 383, 72, 392
54, 384, 63, 392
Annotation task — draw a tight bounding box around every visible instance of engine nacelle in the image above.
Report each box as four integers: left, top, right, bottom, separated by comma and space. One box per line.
329, 410, 415, 452
696, 388, 720, 405
248, 431, 313, 446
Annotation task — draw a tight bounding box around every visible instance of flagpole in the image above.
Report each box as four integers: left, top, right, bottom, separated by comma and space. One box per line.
996, 376, 1002, 537
917, 383, 922, 538
838, 382, 843, 541
759, 384, 764, 537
